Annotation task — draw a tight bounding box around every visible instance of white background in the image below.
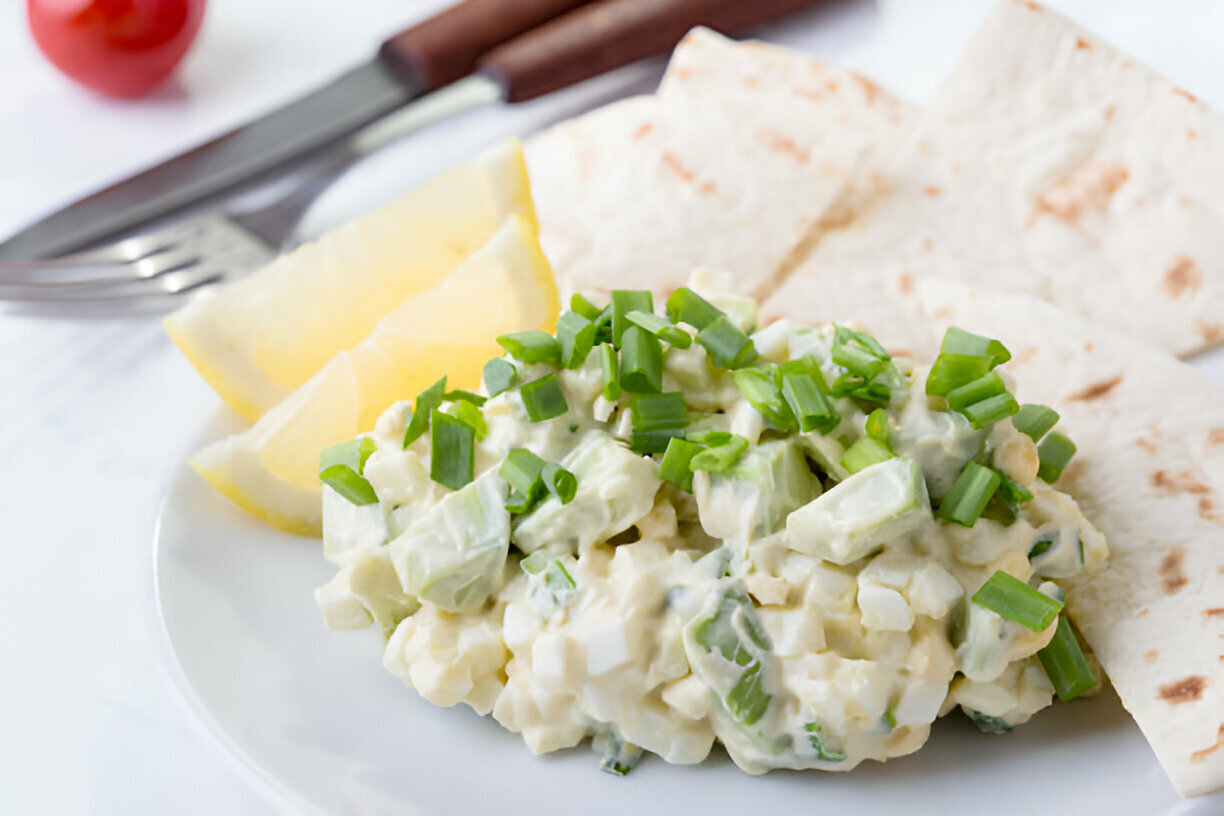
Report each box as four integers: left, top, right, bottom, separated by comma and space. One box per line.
1, 1, 1222, 813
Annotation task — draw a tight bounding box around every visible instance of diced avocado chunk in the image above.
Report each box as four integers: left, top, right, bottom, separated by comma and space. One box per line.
694, 439, 819, 542
890, 397, 987, 501
512, 431, 661, 553
785, 456, 931, 565
389, 471, 510, 613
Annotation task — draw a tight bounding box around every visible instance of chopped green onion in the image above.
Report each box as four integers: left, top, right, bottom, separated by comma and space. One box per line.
630, 392, 689, 431
665, 286, 723, 330
726, 661, 771, 726
520, 373, 568, 422
804, 723, 846, 762
781, 372, 839, 434
961, 392, 1020, 429
835, 325, 890, 360
690, 435, 749, 473
840, 436, 893, 474
865, 408, 890, 443
482, 359, 516, 398
831, 373, 892, 407
499, 448, 547, 497
318, 438, 379, 505
696, 315, 758, 369
967, 711, 1013, 734
658, 437, 703, 491
940, 327, 1011, 366
626, 309, 692, 348
1037, 432, 1077, 483
882, 707, 897, 731
995, 469, 1034, 514
429, 409, 474, 490
402, 376, 447, 447
832, 339, 886, 380
1013, 403, 1060, 441
570, 292, 603, 321
926, 353, 993, 396
619, 326, 663, 394
541, 463, 577, 504
556, 311, 597, 369
599, 730, 643, 777
630, 429, 683, 454
445, 400, 487, 440
733, 368, 795, 430
1037, 616, 1097, 701
593, 304, 614, 346
443, 389, 487, 406
971, 570, 1063, 632
610, 290, 653, 346
504, 489, 533, 514
686, 429, 733, 446
779, 355, 828, 388
496, 330, 560, 365
938, 462, 1001, 527
598, 343, 622, 401
946, 371, 1006, 412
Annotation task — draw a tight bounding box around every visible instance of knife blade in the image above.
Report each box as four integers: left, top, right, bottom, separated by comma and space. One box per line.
2, 0, 826, 261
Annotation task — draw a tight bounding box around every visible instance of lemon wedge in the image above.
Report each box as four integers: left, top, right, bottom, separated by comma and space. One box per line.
166, 138, 536, 422
190, 215, 558, 535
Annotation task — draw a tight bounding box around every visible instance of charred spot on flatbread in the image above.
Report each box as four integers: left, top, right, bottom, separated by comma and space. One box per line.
1066, 375, 1123, 402
1158, 676, 1207, 704
1159, 547, 1189, 595
1191, 726, 1224, 764
1162, 255, 1203, 298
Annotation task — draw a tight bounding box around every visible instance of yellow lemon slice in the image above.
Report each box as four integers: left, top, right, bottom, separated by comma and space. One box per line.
190, 215, 557, 536
166, 138, 536, 422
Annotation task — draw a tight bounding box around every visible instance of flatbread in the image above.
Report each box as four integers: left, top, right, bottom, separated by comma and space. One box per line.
527, 28, 916, 300
764, 0, 1224, 358
913, 278, 1224, 798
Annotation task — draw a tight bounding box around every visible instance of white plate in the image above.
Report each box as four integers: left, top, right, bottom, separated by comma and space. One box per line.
155, 411, 1224, 815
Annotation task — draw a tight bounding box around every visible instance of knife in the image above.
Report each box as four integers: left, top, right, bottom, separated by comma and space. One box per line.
0, 0, 823, 261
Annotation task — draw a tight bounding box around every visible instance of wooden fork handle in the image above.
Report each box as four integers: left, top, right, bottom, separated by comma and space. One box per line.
379, 0, 592, 90
479, 0, 827, 102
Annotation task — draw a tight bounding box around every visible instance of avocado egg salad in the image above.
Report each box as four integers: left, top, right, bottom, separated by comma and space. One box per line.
313, 277, 1106, 776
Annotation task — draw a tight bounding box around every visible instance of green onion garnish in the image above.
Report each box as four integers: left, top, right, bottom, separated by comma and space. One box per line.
610, 290, 653, 347
443, 389, 487, 406
665, 286, 723, 330
940, 327, 1011, 366
598, 343, 622, 401
499, 448, 547, 499
830, 373, 892, 407
541, 463, 577, 504
686, 430, 733, 446
446, 399, 487, 439
619, 326, 663, 394
504, 489, 533, 514
781, 372, 839, 434
946, 371, 1006, 412
482, 359, 516, 398
804, 723, 846, 762
626, 310, 692, 348
630, 392, 690, 431
429, 409, 474, 490
925, 353, 993, 396
961, 392, 1020, 429
726, 661, 770, 726
570, 292, 603, 321
520, 373, 568, 422
938, 462, 1001, 527
690, 435, 749, 473
832, 325, 889, 379
971, 570, 1063, 632
1012, 403, 1060, 441
496, 330, 561, 365
995, 469, 1034, 512
1037, 616, 1097, 701
696, 315, 757, 369
1037, 432, 1076, 483
967, 711, 1013, 734
733, 368, 795, 430
556, 311, 597, 369
865, 408, 890, 442
402, 376, 447, 448
658, 437, 703, 491
318, 438, 379, 505
840, 436, 893, 474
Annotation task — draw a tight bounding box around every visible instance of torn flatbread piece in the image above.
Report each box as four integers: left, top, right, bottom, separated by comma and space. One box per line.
914, 278, 1224, 798
765, 0, 1224, 357
527, 28, 915, 300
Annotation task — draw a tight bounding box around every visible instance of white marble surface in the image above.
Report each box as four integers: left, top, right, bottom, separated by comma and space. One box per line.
1, 1, 1222, 813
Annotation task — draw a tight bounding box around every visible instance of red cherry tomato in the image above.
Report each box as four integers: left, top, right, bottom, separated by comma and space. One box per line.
28, 0, 206, 98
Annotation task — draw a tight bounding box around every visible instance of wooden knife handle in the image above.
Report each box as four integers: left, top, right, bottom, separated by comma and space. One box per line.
379, 0, 592, 90
479, 0, 825, 102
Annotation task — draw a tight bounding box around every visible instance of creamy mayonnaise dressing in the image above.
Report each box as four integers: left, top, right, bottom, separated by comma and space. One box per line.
315, 285, 1105, 775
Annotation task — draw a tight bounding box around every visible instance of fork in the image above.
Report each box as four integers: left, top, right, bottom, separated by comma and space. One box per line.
0, 75, 502, 313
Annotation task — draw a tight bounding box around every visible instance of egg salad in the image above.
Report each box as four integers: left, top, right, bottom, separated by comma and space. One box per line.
313, 276, 1106, 775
